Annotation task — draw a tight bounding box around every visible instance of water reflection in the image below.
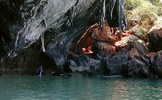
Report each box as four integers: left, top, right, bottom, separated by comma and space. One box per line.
1, 76, 162, 99
112, 80, 128, 100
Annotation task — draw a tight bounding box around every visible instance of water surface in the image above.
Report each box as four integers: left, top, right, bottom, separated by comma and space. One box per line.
0, 75, 162, 100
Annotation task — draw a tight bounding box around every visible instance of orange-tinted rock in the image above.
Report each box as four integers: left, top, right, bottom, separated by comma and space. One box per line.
94, 42, 116, 56
115, 35, 138, 51
82, 45, 94, 54
76, 22, 114, 53
76, 23, 97, 52
76, 21, 138, 55
90, 22, 115, 43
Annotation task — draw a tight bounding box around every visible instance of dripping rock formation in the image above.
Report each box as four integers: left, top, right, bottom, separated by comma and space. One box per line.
0, 0, 162, 78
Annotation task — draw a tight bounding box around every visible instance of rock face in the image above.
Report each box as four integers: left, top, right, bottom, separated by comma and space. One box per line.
123, 56, 150, 78
6, 0, 128, 67
151, 50, 162, 77
148, 28, 162, 51
94, 42, 116, 57
63, 54, 102, 75
8, 0, 100, 66
0, 0, 23, 56
0, 43, 60, 75
148, 17, 162, 52
0, 0, 100, 74
1, 0, 162, 78
105, 49, 129, 75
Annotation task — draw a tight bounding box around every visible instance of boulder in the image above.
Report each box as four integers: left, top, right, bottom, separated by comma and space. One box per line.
115, 35, 138, 51
105, 49, 129, 75
148, 16, 162, 51
123, 57, 149, 78
63, 54, 102, 75
89, 22, 114, 43
151, 50, 162, 77
93, 42, 116, 57
148, 28, 162, 51
114, 34, 148, 55
129, 48, 140, 58
146, 52, 158, 65
76, 22, 114, 53
129, 41, 148, 55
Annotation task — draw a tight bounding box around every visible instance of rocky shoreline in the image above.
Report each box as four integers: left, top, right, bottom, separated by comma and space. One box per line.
0, 0, 162, 78
61, 19, 162, 78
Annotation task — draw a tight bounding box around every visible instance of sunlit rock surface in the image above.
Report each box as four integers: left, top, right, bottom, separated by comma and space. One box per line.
0, 0, 99, 74
7, 0, 98, 65
1, 0, 162, 77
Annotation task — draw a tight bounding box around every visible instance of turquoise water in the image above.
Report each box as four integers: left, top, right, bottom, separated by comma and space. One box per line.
0, 76, 162, 100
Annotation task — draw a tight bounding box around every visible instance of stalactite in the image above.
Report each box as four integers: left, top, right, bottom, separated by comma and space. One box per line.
41, 33, 45, 52
117, 0, 122, 38
110, 0, 116, 20
105, 0, 127, 38
100, 0, 106, 31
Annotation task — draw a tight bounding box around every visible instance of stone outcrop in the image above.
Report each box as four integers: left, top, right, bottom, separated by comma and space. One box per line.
148, 17, 162, 52
105, 49, 129, 75
1, 1, 162, 78
63, 54, 103, 75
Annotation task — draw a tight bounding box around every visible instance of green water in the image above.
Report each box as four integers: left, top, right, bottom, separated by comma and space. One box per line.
0, 76, 162, 100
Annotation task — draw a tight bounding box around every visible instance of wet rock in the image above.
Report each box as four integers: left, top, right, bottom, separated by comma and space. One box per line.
151, 50, 162, 77
0, 43, 60, 75
124, 50, 162, 78
123, 58, 149, 77
105, 49, 129, 75
64, 54, 102, 75
63, 60, 77, 73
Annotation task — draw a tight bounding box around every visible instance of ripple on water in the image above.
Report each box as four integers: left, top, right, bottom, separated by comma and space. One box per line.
0, 76, 162, 100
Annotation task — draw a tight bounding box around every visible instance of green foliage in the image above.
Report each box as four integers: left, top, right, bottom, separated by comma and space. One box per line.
133, 1, 160, 19
125, 0, 162, 31
125, 0, 147, 10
